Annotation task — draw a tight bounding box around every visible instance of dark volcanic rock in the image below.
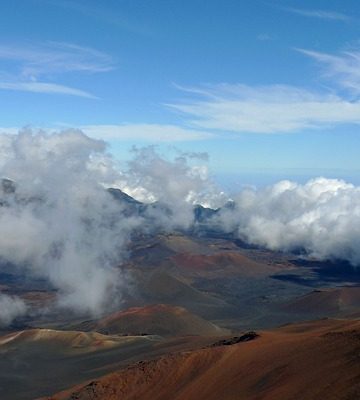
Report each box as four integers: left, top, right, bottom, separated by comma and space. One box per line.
210, 331, 259, 347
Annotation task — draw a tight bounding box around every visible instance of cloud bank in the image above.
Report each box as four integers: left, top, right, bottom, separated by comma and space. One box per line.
0, 129, 360, 326
0, 129, 141, 317
0, 129, 222, 324
113, 146, 226, 228
217, 177, 360, 265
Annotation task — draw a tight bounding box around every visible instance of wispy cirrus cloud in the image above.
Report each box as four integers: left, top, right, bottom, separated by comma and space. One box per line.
0, 42, 114, 77
168, 83, 360, 134
257, 33, 274, 41
0, 124, 212, 142
284, 7, 351, 22
77, 123, 213, 141
0, 81, 96, 98
40, 0, 151, 35
298, 48, 360, 96
0, 41, 113, 97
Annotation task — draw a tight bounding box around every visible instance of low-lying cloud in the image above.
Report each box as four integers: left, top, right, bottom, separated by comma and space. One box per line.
0, 129, 359, 327
0, 129, 221, 324
0, 129, 141, 318
113, 146, 226, 229
0, 293, 27, 327
217, 177, 360, 265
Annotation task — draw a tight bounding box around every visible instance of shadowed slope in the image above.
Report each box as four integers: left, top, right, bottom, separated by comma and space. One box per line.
0, 328, 163, 400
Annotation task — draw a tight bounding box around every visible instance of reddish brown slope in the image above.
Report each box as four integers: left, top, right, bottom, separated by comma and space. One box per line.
94, 304, 229, 336
45, 318, 360, 400
282, 286, 360, 315
170, 251, 281, 278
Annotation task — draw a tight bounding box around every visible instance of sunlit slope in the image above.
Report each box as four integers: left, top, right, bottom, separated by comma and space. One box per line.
92, 304, 230, 336
46, 318, 360, 400
282, 286, 360, 315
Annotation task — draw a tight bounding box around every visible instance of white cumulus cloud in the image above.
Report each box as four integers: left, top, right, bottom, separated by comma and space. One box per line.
0, 129, 141, 317
217, 177, 360, 265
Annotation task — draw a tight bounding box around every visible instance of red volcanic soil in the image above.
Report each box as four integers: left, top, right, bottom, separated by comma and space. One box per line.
44, 318, 360, 400
94, 304, 229, 337
282, 286, 360, 315
170, 252, 280, 278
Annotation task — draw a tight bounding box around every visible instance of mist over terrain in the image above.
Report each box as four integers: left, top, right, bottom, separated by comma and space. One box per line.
0, 129, 359, 326
0, 130, 140, 322
217, 178, 360, 265
0, 292, 26, 327
0, 129, 217, 325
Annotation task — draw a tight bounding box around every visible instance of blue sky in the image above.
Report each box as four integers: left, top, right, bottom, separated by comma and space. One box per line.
1, 0, 360, 187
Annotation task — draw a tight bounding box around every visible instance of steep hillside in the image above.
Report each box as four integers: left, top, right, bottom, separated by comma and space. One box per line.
45, 318, 360, 400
